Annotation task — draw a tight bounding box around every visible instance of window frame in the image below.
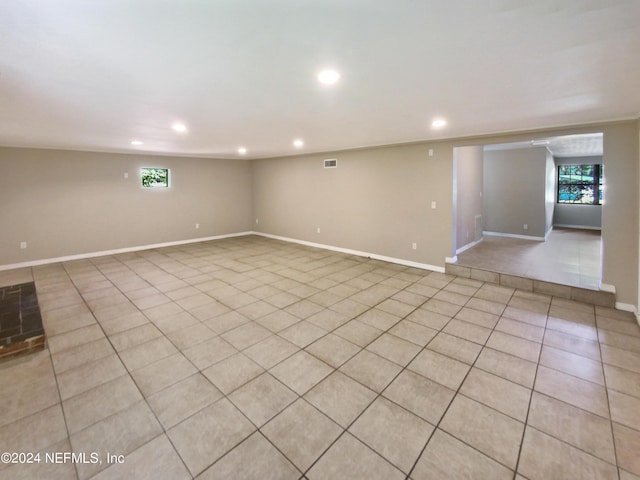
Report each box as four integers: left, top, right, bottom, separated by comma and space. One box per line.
556, 163, 602, 205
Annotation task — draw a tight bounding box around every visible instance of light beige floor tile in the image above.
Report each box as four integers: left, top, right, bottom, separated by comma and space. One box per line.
256, 310, 301, 332
109, 323, 162, 352
601, 344, 640, 374
306, 308, 350, 331
495, 317, 544, 343
460, 368, 531, 421
464, 297, 506, 316
165, 322, 217, 350
130, 353, 197, 397
243, 335, 299, 369
534, 365, 609, 418
340, 349, 402, 393
412, 429, 513, 480
0, 438, 76, 479
528, 392, 616, 463
383, 369, 454, 425
388, 320, 437, 346
518, 426, 618, 480
47, 324, 105, 354
357, 308, 401, 330
228, 373, 297, 427
539, 345, 605, 385
305, 333, 361, 368
546, 316, 598, 341
0, 404, 67, 460
119, 336, 178, 371
205, 310, 249, 334
349, 396, 433, 473
599, 328, 640, 354
613, 422, 640, 477
56, 354, 126, 401
167, 398, 255, 476
63, 374, 142, 434
604, 363, 640, 398
262, 399, 342, 471
270, 350, 333, 395
92, 434, 190, 480
608, 389, 640, 430
544, 329, 601, 361
421, 298, 462, 317
405, 308, 452, 330
70, 401, 163, 480
474, 347, 537, 388
286, 299, 326, 318
306, 433, 404, 480
440, 395, 524, 469
333, 319, 383, 347
502, 305, 548, 329
278, 320, 327, 348
487, 331, 541, 362
147, 373, 222, 429
304, 371, 377, 428
428, 332, 482, 364
202, 352, 264, 394
443, 318, 492, 345
151, 310, 200, 334
454, 306, 500, 328
408, 349, 471, 390
182, 335, 238, 370
198, 432, 300, 480
50, 337, 113, 374
365, 333, 421, 367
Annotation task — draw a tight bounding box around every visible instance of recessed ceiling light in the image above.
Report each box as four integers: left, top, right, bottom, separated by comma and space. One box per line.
238, 147, 247, 155
172, 123, 187, 133
317, 69, 340, 85
130, 140, 144, 146
293, 139, 304, 148
431, 119, 447, 128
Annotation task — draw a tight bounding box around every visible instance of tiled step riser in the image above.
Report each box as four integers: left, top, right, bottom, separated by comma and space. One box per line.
445, 263, 615, 308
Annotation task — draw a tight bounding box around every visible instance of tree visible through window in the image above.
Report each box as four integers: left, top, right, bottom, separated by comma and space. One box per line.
141, 168, 169, 188
557, 164, 602, 205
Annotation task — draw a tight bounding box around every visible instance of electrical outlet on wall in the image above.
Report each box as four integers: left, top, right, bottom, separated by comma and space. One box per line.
523, 224, 528, 231
316, 227, 321, 234
195, 223, 200, 229
412, 242, 417, 250
20, 241, 27, 249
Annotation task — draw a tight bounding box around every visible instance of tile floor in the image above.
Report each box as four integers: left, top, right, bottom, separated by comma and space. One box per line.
455, 228, 601, 289
0, 234, 639, 479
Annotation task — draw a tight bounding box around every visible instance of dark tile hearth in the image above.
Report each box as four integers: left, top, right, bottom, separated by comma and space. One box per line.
0, 281, 45, 359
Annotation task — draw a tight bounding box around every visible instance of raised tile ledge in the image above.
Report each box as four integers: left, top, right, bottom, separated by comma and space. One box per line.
445, 263, 616, 309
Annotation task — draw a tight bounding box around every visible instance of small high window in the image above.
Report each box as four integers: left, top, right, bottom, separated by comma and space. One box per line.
557, 164, 602, 205
141, 168, 169, 188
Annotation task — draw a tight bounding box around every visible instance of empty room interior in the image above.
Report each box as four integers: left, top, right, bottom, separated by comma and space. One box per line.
1, 2, 640, 479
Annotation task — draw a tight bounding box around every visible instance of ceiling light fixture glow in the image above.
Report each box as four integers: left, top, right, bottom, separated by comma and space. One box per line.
172, 123, 187, 133
431, 119, 447, 128
130, 140, 144, 146
317, 69, 340, 85
293, 139, 304, 148
238, 147, 247, 155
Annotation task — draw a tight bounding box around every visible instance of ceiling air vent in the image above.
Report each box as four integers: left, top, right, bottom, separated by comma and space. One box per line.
324, 159, 337, 169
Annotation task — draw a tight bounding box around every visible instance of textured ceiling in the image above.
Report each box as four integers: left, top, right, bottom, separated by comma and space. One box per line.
0, 1, 638, 158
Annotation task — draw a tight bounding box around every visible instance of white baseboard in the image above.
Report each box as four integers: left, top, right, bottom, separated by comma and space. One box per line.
456, 238, 482, 255
483, 231, 545, 241
0, 232, 254, 272
445, 256, 458, 263
600, 283, 616, 294
253, 232, 446, 273
553, 224, 602, 231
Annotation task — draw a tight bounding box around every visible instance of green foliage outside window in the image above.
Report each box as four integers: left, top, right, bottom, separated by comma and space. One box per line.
141, 168, 169, 188
557, 164, 602, 205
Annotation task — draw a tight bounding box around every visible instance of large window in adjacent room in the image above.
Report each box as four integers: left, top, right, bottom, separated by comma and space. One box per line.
557, 164, 602, 205
141, 168, 170, 188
